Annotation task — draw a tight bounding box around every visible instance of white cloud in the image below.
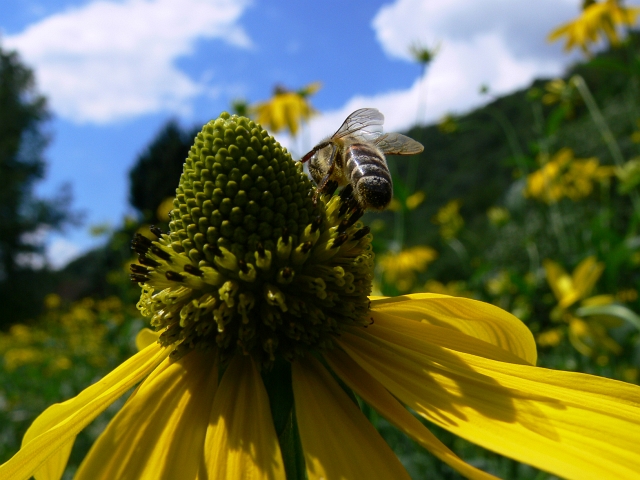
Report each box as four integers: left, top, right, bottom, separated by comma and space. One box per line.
287, 0, 591, 152
47, 237, 81, 269
4, 0, 251, 124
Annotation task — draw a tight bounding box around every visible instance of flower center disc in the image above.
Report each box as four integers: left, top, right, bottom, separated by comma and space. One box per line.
132, 113, 374, 369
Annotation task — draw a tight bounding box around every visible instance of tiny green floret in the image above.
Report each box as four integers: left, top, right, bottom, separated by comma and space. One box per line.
132, 112, 374, 368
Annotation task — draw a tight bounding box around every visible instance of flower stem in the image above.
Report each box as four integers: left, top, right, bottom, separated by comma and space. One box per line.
571, 74, 640, 217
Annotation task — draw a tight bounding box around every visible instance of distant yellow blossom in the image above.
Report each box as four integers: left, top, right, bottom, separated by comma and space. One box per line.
424, 279, 474, 298
156, 196, 175, 222
379, 246, 438, 292
405, 190, 426, 210
0, 296, 129, 374
616, 157, 640, 194
389, 191, 426, 211
487, 206, 510, 227
542, 78, 581, 116
543, 257, 623, 357
486, 270, 517, 297
536, 328, 564, 347
252, 82, 321, 137
548, 0, 640, 55
525, 148, 614, 203
437, 114, 458, 134
432, 199, 464, 240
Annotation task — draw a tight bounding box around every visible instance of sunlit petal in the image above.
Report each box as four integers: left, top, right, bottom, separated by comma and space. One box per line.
368, 311, 532, 365
292, 355, 410, 480
203, 354, 285, 480
0, 342, 169, 480
339, 330, 640, 479
75, 350, 218, 480
135, 328, 161, 351
371, 294, 536, 364
323, 348, 497, 480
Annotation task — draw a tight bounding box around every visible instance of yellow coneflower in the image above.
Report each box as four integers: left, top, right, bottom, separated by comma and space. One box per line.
378, 245, 438, 292
548, 0, 640, 55
3, 114, 640, 480
525, 148, 614, 203
432, 199, 464, 240
252, 82, 321, 137
543, 256, 623, 358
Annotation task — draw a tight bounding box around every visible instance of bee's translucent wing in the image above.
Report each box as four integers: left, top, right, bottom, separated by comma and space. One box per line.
375, 133, 424, 155
331, 108, 384, 142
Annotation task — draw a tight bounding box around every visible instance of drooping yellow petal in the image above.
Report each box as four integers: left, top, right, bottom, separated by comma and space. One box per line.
292, 355, 411, 480
367, 311, 532, 364
323, 348, 498, 480
203, 354, 285, 480
543, 259, 579, 308
0, 342, 169, 480
74, 349, 218, 480
572, 256, 604, 300
135, 328, 161, 351
371, 294, 536, 364
339, 330, 640, 480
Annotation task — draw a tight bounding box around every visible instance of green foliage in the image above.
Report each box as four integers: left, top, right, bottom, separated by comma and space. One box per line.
0, 46, 75, 326
128, 120, 200, 222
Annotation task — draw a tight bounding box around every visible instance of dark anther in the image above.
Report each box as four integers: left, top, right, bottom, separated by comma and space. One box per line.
311, 216, 322, 233
256, 242, 265, 258
281, 228, 290, 245
150, 225, 163, 239
130, 264, 149, 275
150, 245, 172, 262
322, 180, 339, 197
338, 208, 364, 233
165, 270, 185, 282
281, 266, 293, 278
300, 241, 313, 254
238, 259, 249, 274
369, 317, 374, 325
131, 233, 152, 254
352, 226, 370, 240
130, 273, 149, 283
138, 255, 160, 268
339, 184, 354, 202
338, 194, 357, 218
184, 264, 203, 276
331, 233, 349, 248
204, 244, 223, 257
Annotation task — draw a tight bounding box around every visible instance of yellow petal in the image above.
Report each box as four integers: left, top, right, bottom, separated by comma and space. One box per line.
323, 348, 498, 480
135, 328, 161, 351
543, 259, 579, 307
572, 256, 604, 300
203, 354, 285, 480
365, 312, 531, 365
75, 349, 218, 480
371, 293, 536, 364
292, 355, 410, 480
339, 330, 640, 480
0, 342, 169, 480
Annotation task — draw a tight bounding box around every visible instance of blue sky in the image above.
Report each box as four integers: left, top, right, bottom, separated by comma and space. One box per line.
1, 0, 602, 267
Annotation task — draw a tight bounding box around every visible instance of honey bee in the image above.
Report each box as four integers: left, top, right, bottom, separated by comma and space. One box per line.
300, 108, 424, 218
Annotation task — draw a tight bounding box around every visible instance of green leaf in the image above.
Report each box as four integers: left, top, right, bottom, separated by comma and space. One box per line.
576, 304, 640, 331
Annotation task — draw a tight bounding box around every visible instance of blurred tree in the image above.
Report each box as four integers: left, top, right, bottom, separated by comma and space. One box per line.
128, 120, 199, 222
0, 46, 74, 326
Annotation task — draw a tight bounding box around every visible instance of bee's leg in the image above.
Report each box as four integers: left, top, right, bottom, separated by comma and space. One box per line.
312, 144, 338, 204
300, 141, 331, 163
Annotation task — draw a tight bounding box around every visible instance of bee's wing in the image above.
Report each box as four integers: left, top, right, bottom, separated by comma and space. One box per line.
331, 108, 384, 142
375, 133, 424, 155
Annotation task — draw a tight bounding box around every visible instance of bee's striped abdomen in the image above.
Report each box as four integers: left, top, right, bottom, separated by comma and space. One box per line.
345, 143, 393, 210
